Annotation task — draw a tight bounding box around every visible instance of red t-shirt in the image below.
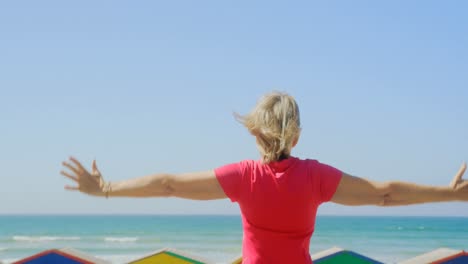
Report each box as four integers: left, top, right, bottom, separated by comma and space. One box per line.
215, 157, 342, 264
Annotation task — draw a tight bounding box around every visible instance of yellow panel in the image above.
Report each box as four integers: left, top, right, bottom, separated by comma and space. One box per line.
130, 252, 194, 264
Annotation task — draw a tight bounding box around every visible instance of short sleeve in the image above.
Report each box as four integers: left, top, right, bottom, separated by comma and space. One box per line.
316, 162, 343, 204
214, 162, 244, 202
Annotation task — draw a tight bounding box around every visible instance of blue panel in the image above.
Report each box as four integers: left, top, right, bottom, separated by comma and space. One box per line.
441, 256, 468, 264
24, 253, 84, 264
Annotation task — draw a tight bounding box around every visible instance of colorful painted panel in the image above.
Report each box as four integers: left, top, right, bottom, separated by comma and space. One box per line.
12, 249, 94, 264
399, 248, 463, 264
128, 248, 209, 264
59, 248, 110, 264
434, 252, 468, 264
314, 248, 383, 264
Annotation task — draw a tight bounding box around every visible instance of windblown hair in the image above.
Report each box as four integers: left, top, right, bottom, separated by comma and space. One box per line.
236, 91, 301, 163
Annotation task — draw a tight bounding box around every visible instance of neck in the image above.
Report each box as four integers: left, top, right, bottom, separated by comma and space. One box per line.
277, 153, 290, 161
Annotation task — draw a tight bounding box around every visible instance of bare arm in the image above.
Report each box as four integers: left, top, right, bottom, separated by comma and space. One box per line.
107, 171, 226, 200
331, 163, 467, 206
61, 157, 227, 200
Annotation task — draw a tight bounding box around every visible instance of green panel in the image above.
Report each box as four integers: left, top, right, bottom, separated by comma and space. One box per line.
315, 252, 381, 264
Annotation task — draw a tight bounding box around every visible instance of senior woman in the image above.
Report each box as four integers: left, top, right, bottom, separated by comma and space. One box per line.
61, 91, 467, 264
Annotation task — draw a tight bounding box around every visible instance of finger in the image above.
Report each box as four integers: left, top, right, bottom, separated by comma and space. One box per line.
64, 185, 79, 191
450, 162, 467, 188
60, 170, 78, 182
69, 156, 86, 172
62, 161, 80, 175
92, 159, 100, 174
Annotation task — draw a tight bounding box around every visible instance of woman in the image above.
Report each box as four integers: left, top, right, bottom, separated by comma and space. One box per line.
61, 91, 467, 264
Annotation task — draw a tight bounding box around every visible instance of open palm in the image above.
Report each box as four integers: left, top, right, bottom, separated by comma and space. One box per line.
61, 157, 106, 197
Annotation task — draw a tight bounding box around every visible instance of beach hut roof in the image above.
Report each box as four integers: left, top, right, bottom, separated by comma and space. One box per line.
432, 251, 468, 264
127, 247, 212, 264
229, 254, 242, 264
312, 247, 383, 264
311, 247, 344, 260
398, 248, 463, 264
59, 248, 110, 264
12, 248, 108, 264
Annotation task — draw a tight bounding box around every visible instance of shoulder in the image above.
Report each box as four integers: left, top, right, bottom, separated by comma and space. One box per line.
301, 158, 318, 164
295, 158, 342, 178
215, 159, 256, 175
238, 159, 261, 170
301, 158, 337, 169
293, 157, 319, 169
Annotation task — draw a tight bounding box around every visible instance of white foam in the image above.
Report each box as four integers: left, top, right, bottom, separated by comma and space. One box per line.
104, 237, 138, 243
12, 236, 80, 242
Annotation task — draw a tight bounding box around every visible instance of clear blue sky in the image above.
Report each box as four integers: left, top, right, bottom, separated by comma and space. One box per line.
1, 1, 467, 216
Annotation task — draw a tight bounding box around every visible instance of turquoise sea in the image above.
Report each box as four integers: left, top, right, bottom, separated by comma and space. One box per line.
0, 215, 467, 263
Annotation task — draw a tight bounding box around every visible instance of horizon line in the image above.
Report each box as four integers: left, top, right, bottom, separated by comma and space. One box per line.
1, 213, 467, 218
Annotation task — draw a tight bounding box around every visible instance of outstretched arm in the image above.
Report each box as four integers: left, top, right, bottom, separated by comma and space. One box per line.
331, 163, 467, 206
61, 157, 227, 200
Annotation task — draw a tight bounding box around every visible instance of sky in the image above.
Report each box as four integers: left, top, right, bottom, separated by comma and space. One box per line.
0, 1, 467, 216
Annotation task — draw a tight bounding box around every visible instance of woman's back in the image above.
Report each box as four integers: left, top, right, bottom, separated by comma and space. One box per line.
215, 157, 342, 264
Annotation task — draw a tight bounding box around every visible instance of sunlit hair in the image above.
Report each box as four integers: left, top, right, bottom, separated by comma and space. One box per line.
236, 91, 301, 163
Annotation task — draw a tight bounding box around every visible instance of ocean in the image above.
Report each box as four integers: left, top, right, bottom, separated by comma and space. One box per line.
0, 215, 466, 263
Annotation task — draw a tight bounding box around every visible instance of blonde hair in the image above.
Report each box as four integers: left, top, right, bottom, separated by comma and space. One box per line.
236, 91, 301, 163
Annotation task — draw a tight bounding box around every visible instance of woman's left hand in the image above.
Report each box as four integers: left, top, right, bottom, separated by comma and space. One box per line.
61, 157, 106, 197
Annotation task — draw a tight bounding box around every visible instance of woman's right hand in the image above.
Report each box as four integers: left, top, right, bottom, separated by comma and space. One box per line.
450, 162, 467, 200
